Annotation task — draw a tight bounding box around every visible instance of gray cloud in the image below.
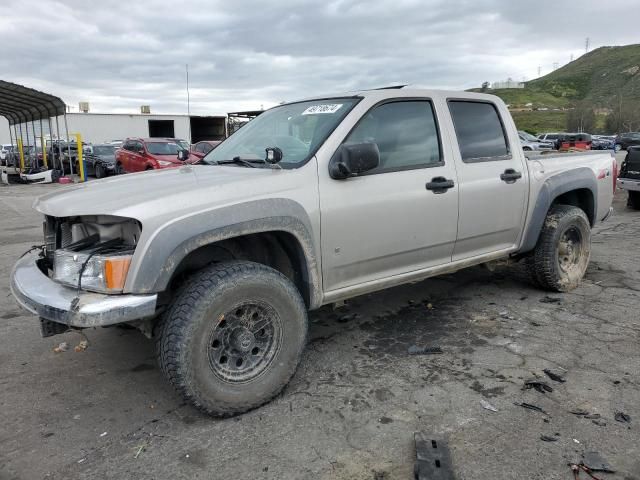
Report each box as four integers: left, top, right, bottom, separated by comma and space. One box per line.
0, 0, 638, 115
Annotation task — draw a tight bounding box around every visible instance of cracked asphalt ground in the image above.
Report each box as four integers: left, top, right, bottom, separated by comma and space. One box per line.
1, 161, 639, 480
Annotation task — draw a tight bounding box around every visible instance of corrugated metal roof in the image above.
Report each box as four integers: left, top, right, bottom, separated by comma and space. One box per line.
0, 80, 66, 125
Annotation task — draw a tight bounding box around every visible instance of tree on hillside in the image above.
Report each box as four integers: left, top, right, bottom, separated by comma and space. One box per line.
566, 102, 596, 132
481, 81, 490, 92
605, 100, 640, 134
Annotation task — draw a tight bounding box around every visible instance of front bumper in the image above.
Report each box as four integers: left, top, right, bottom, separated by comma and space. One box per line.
617, 177, 640, 192
10, 253, 158, 328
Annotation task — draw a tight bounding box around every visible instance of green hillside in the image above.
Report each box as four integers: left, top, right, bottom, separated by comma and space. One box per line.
470, 44, 640, 132
527, 44, 640, 106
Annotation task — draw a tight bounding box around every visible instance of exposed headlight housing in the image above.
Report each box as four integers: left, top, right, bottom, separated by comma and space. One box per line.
53, 249, 133, 293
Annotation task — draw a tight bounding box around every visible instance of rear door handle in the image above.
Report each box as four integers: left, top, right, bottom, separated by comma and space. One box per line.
500, 169, 522, 183
426, 176, 455, 193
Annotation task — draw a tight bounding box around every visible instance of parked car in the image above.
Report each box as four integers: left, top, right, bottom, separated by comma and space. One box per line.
537, 132, 563, 147
190, 140, 221, 159
591, 135, 615, 150
518, 131, 553, 151
11, 89, 616, 417
557, 133, 592, 151
617, 146, 640, 209
115, 138, 192, 173
614, 132, 640, 152
84, 144, 117, 178
1, 144, 14, 162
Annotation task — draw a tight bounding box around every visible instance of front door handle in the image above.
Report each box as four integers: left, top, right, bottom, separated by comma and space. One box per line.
426, 176, 455, 193
500, 169, 522, 183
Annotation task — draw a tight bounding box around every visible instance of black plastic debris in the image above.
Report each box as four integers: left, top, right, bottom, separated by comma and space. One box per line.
570, 409, 589, 416
524, 379, 553, 394
592, 419, 607, 427
414, 433, 455, 480
614, 411, 631, 424
540, 435, 558, 442
543, 369, 566, 383
582, 451, 615, 473
515, 402, 548, 414
408, 345, 443, 356
584, 413, 600, 420
540, 296, 562, 304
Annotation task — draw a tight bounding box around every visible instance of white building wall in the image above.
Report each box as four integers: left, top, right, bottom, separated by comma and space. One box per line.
0, 113, 192, 145
65, 113, 191, 144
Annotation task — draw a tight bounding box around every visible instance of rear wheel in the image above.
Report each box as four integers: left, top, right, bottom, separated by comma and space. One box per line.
628, 191, 640, 210
527, 205, 591, 292
156, 261, 308, 416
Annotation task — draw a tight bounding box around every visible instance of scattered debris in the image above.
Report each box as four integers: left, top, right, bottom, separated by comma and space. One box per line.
337, 313, 357, 323
77, 458, 86, 464
74, 339, 89, 352
53, 342, 69, 353
582, 451, 615, 473
543, 369, 566, 383
498, 311, 509, 317
426, 303, 433, 310
573, 439, 581, 444
408, 345, 443, 355
540, 435, 558, 442
569, 463, 604, 480
414, 433, 455, 480
480, 399, 498, 412
539, 296, 562, 304
614, 411, 631, 424
524, 379, 553, 394
592, 419, 607, 427
515, 402, 547, 414
584, 413, 600, 420
99, 432, 107, 437
133, 444, 146, 459
570, 409, 589, 416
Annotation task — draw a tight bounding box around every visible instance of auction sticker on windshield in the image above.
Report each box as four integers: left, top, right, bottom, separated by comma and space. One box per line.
302, 104, 343, 115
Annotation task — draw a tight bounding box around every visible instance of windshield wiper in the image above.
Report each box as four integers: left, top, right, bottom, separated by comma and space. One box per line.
214, 156, 267, 168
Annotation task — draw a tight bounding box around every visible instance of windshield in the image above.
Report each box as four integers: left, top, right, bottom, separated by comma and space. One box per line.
204, 98, 360, 167
519, 131, 538, 142
147, 142, 182, 155
93, 146, 116, 155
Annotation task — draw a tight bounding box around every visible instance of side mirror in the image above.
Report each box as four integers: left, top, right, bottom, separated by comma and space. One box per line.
178, 149, 190, 161
329, 143, 380, 180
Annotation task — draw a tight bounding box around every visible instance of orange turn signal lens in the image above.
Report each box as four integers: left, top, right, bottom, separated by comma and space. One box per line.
104, 256, 132, 291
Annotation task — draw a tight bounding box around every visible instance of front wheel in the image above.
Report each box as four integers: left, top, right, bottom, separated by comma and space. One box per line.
527, 205, 591, 292
95, 164, 106, 179
156, 261, 308, 416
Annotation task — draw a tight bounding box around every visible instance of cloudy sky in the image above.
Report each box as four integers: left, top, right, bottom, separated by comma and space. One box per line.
0, 0, 638, 115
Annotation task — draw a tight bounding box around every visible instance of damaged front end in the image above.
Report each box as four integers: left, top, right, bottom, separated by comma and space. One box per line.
11, 214, 158, 336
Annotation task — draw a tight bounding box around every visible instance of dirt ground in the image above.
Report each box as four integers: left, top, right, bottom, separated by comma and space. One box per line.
1, 164, 639, 480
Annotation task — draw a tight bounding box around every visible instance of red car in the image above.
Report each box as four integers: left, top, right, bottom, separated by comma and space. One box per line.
190, 140, 221, 159
115, 138, 193, 173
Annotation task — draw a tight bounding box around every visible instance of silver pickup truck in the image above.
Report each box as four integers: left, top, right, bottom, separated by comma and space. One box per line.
11, 89, 616, 416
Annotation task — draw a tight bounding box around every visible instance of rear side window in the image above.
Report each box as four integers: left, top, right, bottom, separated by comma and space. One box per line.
448, 101, 510, 161
343, 100, 442, 174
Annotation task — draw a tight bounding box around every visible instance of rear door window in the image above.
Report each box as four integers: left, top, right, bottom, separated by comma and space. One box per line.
448, 101, 510, 161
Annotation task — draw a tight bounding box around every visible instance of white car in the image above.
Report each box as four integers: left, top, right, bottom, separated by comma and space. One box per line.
1, 144, 14, 161
519, 131, 553, 151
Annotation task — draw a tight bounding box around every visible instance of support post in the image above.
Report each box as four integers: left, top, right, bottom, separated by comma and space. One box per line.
63, 113, 73, 176
40, 118, 48, 169
17, 137, 25, 173
75, 133, 85, 182
55, 116, 64, 175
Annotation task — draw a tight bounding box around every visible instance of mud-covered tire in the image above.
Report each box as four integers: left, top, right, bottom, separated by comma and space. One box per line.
156, 261, 308, 416
527, 204, 591, 292
628, 191, 640, 210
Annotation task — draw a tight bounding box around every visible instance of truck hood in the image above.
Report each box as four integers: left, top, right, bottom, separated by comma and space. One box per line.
34, 164, 297, 222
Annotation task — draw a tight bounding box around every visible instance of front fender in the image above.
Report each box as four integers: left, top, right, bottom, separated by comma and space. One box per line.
124, 198, 322, 308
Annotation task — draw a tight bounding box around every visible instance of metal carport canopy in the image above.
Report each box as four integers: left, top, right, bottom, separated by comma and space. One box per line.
0, 79, 66, 125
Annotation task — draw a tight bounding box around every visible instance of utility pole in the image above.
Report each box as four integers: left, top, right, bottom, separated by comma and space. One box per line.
570, 53, 574, 62
553, 62, 559, 71
186, 64, 191, 142
585, 37, 590, 53
537, 66, 541, 77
